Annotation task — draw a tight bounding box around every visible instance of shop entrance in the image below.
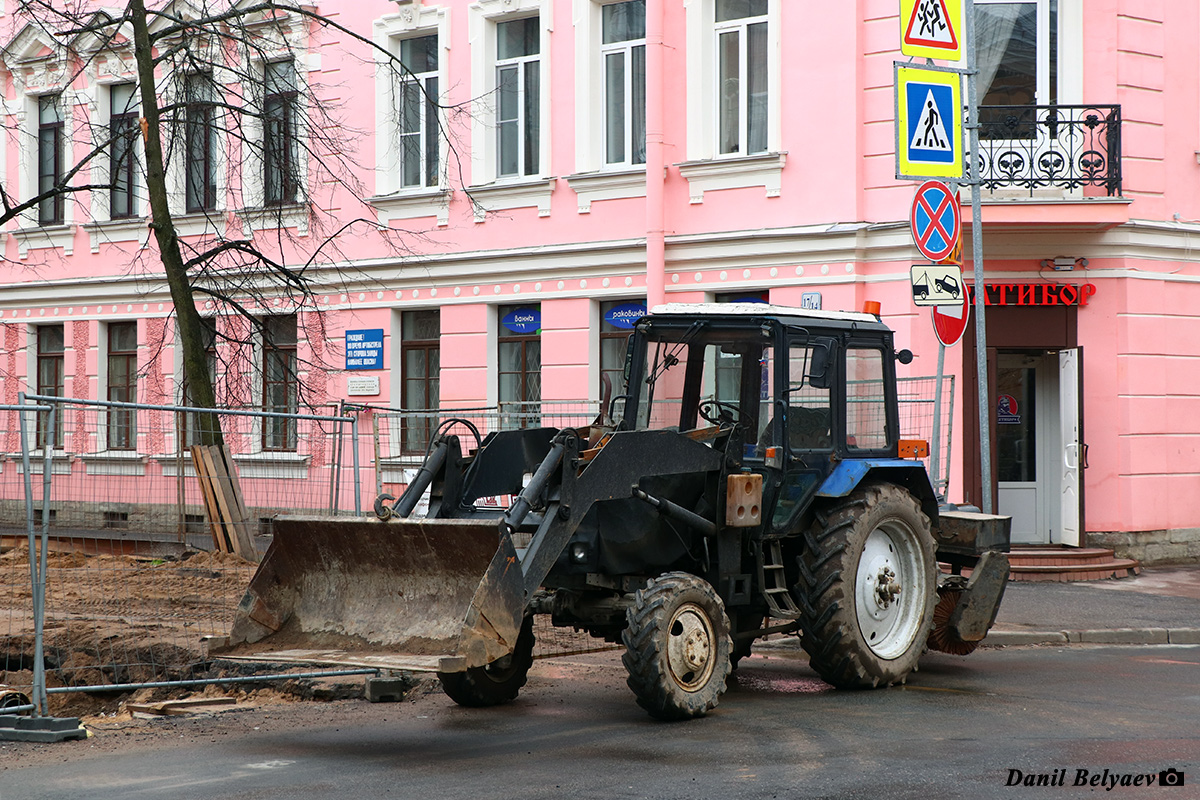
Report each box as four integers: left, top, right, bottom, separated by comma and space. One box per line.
995, 350, 1082, 546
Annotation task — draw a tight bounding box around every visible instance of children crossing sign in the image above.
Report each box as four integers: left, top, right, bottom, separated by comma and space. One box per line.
895, 64, 964, 180
900, 0, 962, 60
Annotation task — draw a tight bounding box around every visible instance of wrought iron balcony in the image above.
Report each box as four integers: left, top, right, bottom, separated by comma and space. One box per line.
972, 104, 1121, 197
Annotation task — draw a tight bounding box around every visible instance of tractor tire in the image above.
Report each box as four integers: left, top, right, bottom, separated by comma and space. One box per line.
795, 484, 937, 689
438, 616, 535, 707
622, 572, 733, 720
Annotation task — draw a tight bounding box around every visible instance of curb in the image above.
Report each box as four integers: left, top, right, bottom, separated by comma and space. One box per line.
985, 628, 1200, 647
754, 629, 1200, 651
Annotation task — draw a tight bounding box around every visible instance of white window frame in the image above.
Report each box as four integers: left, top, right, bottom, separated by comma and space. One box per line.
679, 0, 784, 204
974, 0, 1082, 106
371, 5, 452, 227
3, 24, 78, 256
598, 2, 647, 169
468, 0, 555, 221
232, 5, 313, 235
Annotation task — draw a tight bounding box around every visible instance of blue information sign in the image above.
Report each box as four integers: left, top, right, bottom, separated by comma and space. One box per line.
603, 302, 647, 329
501, 308, 541, 334
345, 329, 384, 370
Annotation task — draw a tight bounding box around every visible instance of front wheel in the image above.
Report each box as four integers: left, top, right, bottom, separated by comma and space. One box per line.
438, 616, 535, 707
622, 572, 733, 720
796, 484, 937, 689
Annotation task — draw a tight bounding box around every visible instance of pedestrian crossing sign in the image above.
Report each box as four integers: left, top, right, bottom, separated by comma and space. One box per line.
895, 64, 963, 180
900, 0, 962, 61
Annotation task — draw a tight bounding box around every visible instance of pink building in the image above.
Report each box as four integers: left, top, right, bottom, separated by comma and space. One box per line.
0, 0, 1197, 564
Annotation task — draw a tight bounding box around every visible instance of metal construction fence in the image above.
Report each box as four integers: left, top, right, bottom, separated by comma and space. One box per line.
2, 377, 952, 721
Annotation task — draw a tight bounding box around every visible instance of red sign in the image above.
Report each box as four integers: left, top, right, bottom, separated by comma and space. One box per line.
932, 292, 970, 347
966, 283, 1097, 307
910, 180, 961, 262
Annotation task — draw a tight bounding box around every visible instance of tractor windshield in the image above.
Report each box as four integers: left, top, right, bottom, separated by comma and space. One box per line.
634, 326, 773, 437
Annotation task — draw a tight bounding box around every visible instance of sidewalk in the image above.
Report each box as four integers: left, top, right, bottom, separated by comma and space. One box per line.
986, 564, 1200, 646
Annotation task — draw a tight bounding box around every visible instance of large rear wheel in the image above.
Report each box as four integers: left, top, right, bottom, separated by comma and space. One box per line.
622, 572, 733, 720
796, 484, 936, 689
438, 616, 535, 707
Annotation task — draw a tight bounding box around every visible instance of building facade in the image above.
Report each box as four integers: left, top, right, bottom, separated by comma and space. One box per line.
1, 0, 1198, 563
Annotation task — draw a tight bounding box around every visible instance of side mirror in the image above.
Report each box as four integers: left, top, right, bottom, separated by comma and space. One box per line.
807, 342, 831, 389
896, 349, 914, 365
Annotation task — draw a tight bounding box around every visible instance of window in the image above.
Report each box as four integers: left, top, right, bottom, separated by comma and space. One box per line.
496, 17, 540, 178
37, 95, 64, 225
107, 322, 138, 450
498, 304, 540, 428
599, 300, 644, 402
262, 315, 298, 451
36, 325, 65, 449
784, 341, 832, 451
109, 83, 138, 219
846, 347, 890, 451
185, 74, 218, 212
602, 1, 646, 166
397, 35, 440, 189
715, 0, 768, 156
400, 310, 440, 454
263, 61, 299, 205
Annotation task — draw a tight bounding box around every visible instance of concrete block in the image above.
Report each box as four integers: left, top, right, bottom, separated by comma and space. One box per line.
365, 675, 416, 703
1078, 628, 1169, 644
1167, 629, 1200, 645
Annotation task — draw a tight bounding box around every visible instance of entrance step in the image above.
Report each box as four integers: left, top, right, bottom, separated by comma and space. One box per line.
1007, 546, 1141, 582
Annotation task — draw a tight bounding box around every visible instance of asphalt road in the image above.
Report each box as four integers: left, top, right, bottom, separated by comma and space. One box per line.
2, 644, 1197, 800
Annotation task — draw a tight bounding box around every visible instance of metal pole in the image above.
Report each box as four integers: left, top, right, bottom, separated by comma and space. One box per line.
351, 414, 362, 515
644, 0, 666, 308
35, 402, 55, 715
17, 393, 42, 717
930, 342, 946, 501
965, 0, 993, 512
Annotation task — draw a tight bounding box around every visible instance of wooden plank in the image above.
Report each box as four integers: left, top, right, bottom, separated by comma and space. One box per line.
196, 445, 237, 554
220, 444, 256, 561
127, 697, 237, 717
203, 445, 247, 560
191, 445, 231, 553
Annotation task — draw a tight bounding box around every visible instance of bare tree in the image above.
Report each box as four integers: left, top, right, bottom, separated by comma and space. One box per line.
6, 0, 464, 445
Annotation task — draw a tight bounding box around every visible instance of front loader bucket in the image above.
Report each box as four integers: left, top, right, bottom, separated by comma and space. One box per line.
219, 516, 526, 674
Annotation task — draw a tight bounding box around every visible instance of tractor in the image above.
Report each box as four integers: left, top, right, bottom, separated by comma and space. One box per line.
225, 303, 1009, 720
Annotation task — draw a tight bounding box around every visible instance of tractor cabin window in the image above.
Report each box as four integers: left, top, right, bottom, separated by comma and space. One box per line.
845, 346, 891, 451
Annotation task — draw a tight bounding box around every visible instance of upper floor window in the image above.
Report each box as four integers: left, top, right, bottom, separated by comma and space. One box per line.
602, 1, 646, 167
716, 0, 768, 156
263, 60, 299, 205
185, 73, 218, 212
107, 321, 138, 450
109, 83, 139, 219
38, 94, 64, 225
496, 17, 540, 178
397, 35, 440, 189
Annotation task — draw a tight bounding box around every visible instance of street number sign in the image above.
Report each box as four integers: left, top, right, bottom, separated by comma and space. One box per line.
895, 64, 964, 180
910, 180, 960, 261
910, 264, 964, 307
900, 0, 962, 61
932, 291, 970, 347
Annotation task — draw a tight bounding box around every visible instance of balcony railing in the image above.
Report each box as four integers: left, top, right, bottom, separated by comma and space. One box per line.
972, 104, 1121, 197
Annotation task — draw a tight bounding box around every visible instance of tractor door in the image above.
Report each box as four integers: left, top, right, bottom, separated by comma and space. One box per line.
767, 335, 837, 533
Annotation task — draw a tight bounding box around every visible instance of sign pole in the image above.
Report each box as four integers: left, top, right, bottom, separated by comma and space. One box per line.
964, 0, 993, 512
930, 341, 946, 500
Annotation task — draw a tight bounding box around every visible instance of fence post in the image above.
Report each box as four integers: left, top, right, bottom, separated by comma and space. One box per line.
17, 393, 51, 717
351, 413, 362, 515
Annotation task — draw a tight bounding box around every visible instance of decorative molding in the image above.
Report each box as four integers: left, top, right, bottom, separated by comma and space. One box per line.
233, 450, 310, 479
82, 217, 151, 254
235, 204, 311, 237
565, 168, 646, 213
675, 152, 787, 204
11, 224, 76, 259
370, 188, 453, 227
78, 451, 148, 476
466, 177, 556, 222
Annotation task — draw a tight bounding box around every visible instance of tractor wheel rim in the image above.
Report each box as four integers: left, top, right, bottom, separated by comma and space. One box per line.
856, 522, 926, 659
666, 603, 715, 691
